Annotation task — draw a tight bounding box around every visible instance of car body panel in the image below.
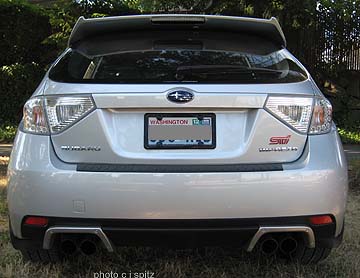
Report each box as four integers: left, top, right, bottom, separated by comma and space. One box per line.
7, 126, 347, 239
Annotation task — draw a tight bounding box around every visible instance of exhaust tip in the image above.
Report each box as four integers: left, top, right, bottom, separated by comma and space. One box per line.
260, 237, 279, 255
60, 239, 77, 255
80, 239, 97, 255
279, 236, 298, 255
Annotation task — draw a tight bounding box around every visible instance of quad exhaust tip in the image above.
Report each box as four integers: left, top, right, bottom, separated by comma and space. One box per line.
59, 236, 98, 256
247, 226, 315, 252
259, 235, 299, 256
43, 226, 114, 252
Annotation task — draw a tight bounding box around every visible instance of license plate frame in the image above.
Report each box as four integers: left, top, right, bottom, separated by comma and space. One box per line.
144, 113, 216, 149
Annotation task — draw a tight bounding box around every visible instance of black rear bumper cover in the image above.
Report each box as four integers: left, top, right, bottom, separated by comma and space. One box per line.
10, 215, 343, 251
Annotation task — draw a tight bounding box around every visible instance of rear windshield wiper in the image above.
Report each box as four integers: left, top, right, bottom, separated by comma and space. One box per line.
176, 65, 283, 75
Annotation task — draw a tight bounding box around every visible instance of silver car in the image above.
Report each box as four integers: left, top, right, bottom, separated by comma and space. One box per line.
7, 14, 348, 264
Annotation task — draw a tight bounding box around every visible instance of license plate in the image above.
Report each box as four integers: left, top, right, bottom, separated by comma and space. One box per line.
144, 113, 216, 149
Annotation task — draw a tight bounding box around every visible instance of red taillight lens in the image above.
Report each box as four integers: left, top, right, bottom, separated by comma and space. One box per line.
24, 216, 49, 226
310, 215, 333, 225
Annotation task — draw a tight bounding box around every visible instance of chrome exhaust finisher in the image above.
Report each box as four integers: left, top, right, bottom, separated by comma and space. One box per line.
43, 226, 114, 252
246, 226, 315, 252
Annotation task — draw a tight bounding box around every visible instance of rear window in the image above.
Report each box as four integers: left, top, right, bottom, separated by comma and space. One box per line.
49, 31, 307, 84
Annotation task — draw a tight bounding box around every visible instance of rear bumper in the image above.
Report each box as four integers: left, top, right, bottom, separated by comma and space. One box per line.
11, 216, 343, 251
7, 127, 348, 241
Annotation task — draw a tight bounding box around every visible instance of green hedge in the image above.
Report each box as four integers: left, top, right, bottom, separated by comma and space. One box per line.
0, 63, 44, 125
338, 127, 360, 144
0, 0, 50, 125
0, 125, 16, 143
0, 0, 51, 66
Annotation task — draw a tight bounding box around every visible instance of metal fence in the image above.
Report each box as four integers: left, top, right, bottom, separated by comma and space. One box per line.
287, 22, 360, 75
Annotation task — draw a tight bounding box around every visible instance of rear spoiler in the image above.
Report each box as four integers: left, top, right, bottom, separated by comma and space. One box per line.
68, 14, 286, 48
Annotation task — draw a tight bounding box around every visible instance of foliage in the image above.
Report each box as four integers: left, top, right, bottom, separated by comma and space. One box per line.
0, 125, 17, 143
76, 0, 139, 16
0, 1, 50, 125
0, 63, 45, 125
0, 0, 52, 66
44, 0, 139, 57
338, 127, 360, 145
123, 0, 213, 13
44, 1, 80, 53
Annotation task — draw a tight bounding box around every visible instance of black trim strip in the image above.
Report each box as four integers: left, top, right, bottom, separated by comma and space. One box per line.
76, 163, 283, 173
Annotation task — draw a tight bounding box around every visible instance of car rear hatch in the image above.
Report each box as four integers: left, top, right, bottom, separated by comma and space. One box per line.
46, 15, 314, 166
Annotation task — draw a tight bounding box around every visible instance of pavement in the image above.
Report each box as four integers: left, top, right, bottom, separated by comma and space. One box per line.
0, 143, 359, 160
0, 144, 12, 157
343, 145, 360, 160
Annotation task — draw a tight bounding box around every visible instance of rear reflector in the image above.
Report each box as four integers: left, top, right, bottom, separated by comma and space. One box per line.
310, 215, 333, 225
24, 216, 49, 226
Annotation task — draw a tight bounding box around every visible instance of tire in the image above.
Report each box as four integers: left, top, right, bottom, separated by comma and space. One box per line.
289, 234, 332, 264
19, 248, 63, 263
9, 223, 63, 263
293, 245, 332, 264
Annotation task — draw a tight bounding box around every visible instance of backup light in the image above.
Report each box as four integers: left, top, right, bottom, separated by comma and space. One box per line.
265, 96, 313, 133
22, 95, 95, 135
45, 95, 95, 134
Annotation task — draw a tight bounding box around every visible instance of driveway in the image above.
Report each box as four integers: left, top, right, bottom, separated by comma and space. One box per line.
0, 144, 12, 157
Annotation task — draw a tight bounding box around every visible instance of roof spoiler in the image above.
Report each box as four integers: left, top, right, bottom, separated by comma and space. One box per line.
68, 14, 286, 48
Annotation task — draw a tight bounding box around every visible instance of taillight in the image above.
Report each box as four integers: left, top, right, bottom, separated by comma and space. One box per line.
309, 97, 333, 134
22, 95, 95, 135
265, 96, 313, 134
23, 97, 49, 134
265, 95, 333, 134
44, 95, 95, 134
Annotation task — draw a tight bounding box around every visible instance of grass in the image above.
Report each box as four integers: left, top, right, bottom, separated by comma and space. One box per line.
0, 158, 359, 278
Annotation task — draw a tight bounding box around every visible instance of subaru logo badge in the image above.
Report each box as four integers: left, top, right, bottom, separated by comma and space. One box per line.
167, 90, 194, 104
